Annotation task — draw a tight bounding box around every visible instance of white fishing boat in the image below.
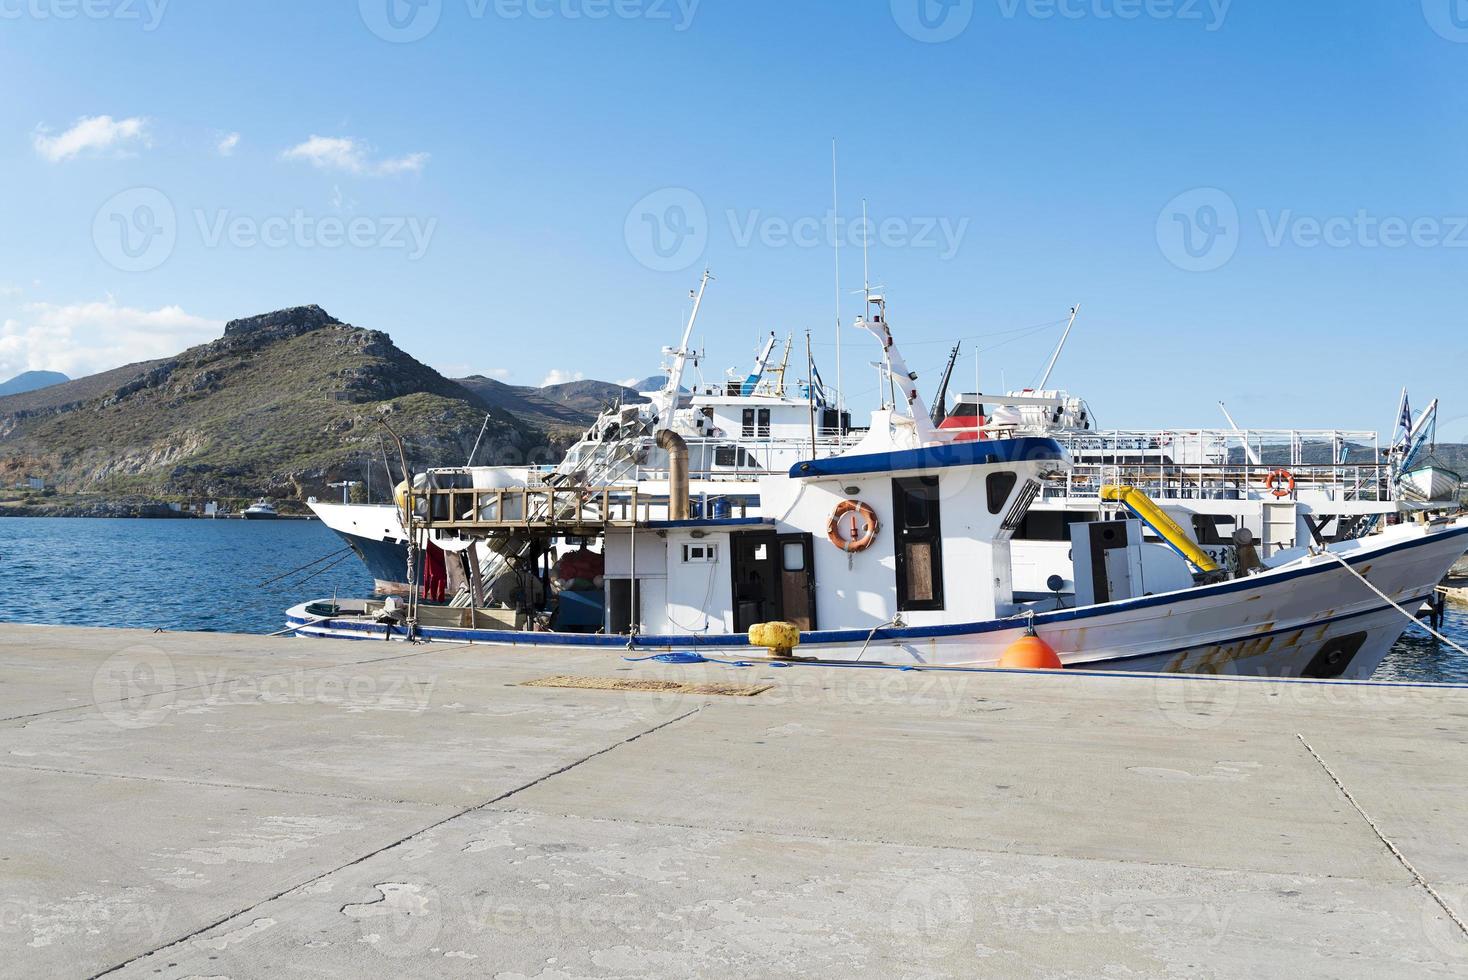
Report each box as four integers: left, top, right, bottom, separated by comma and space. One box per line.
241, 498, 280, 520
288, 297, 1468, 679
311, 271, 859, 594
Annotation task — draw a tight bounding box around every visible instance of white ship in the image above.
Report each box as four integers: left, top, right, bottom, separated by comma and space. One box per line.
290, 296, 1468, 680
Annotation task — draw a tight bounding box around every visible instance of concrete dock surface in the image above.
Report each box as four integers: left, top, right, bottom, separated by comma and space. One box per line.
1, 624, 1466, 978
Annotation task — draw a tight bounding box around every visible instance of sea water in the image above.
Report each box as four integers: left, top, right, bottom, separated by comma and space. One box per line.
0, 517, 1464, 683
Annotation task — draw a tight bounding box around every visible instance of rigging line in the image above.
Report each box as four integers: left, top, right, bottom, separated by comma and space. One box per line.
279, 551, 357, 590
807, 316, 1070, 349
1318, 549, 1468, 657
257, 547, 354, 588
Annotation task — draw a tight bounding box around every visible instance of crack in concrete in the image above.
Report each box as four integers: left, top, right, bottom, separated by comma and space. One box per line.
1297, 732, 1468, 942
88, 704, 704, 977
480, 801, 1417, 884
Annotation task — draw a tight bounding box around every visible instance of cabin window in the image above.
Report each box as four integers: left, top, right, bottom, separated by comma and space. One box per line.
820, 408, 850, 434
892, 476, 945, 611
986, 471, 1018, 515
714, 445, 759, 469
682, 543, 718, 564
1014, 510, 1100, 542
781, 541, 806, 571
741, 408, 772, 438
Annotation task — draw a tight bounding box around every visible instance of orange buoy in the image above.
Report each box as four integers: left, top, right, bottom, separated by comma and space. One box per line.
998, 629, 1063, 670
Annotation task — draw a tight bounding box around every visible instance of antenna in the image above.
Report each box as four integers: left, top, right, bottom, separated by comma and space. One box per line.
862, 198, 871, 305
1036, 304, 1081, 390
832, 139, 843, 422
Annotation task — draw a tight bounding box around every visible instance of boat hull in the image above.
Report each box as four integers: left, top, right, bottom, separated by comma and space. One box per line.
286, 522, 1468, 680
308, 501, 411, 594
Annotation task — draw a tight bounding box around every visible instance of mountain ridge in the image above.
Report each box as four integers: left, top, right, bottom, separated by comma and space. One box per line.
0, 306, 570, 505
0, 370, 69, 397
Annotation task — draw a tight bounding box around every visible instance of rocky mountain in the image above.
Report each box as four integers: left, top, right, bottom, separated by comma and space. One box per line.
0, 306, 550, 504
453, 376, 647, 430
0, 370, 70, 397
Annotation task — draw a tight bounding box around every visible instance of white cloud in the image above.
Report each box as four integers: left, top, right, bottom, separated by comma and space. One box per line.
281, 135, 428, 177
541, 369, 585, 387
616, 377, 641, 388
217, 132, 241, 156
0, 299, 221, 380
0, 284, 21, 299
33, 115, 149, 162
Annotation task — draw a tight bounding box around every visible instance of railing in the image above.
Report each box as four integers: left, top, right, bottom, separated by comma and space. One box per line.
416, 485, 658, 533
1042, 461, 1394, 503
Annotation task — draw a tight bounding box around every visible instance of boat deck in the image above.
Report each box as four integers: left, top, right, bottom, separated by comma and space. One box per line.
2, 624, 1466, 976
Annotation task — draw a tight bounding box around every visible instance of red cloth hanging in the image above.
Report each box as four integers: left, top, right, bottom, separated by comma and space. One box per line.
422, 542, 448, 604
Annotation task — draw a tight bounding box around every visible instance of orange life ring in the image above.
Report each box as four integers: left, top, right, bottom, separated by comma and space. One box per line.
1265, 468, 1296, 499
827, 499, 879, 553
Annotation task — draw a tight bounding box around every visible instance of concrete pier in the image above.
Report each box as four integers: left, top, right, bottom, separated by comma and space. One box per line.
1, 624, 1466, 978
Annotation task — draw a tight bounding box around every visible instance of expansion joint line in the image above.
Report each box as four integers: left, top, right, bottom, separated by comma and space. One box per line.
1296, 733, 1468, 941
90, 705, 703, 977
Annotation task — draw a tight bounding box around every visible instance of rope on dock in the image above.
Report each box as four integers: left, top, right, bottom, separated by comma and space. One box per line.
1320, 551, 1468, 657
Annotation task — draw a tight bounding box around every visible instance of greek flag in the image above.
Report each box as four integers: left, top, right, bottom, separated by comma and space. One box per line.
1399, 392, 1413, 438
808, 358, 829, 407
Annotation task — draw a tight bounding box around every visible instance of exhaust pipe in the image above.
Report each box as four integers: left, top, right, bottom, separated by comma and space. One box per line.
656, 429, 690, 521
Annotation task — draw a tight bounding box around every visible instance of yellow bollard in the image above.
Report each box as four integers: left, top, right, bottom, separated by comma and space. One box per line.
748, 621, 801, 659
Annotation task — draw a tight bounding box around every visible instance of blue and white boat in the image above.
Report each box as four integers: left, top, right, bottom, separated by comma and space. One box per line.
289, 297, 1468, 679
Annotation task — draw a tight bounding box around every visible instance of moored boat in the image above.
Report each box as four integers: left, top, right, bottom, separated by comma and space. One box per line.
288, 296, 1468, 679
242, 498, 280, 520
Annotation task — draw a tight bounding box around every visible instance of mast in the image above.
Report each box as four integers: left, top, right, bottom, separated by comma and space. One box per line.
1036, 304, 1081, 390
1218, 401, 1261, 467
832, 139, 842, 427
657, 269, 712, 423
856, 294, 940, 444
740, 332, 779, 396
930, 342, 961, 427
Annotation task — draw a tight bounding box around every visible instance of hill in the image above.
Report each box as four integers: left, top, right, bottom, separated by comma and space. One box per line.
453, 376, 646, 430
0, 371, 69, 397
0, 306, 539, 504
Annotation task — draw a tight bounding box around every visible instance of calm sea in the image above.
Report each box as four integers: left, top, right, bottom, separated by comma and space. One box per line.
0, 517, 1464, 682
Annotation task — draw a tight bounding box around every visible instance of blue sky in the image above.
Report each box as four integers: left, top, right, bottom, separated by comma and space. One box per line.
2, 1, 1465, 434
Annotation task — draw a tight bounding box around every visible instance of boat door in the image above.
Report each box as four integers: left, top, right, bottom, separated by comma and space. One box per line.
775, 533, 817, 630
731, 530, 817, 632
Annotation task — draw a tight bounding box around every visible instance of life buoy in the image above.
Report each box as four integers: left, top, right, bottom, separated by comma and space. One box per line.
1265, 469, 1295, 499
827, 499, 879, 553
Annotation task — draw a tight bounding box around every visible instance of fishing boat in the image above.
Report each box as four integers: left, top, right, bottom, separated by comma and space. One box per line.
310, 271, 858, 594
288, 297, 1468, 679
241, 498, 280, 520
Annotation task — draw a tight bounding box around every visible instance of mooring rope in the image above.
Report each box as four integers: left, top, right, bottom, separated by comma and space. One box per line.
257, 547, 352, 588
1320, 550, 1468, 657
